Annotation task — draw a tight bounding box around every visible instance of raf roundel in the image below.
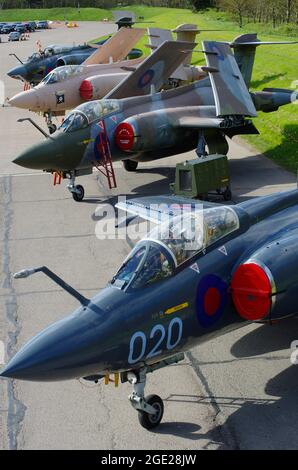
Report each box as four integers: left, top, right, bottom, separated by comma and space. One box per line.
196, 274, 228, 327
138, 69, 155, 88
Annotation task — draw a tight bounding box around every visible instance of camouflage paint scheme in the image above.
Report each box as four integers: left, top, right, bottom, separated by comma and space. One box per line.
13, 36, 297, 186
8, 25, 206, 116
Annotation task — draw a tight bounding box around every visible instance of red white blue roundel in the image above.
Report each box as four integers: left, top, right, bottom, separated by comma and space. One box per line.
137, 60, 165, 89
138, 69, 155, 88
196, 274, 228, 327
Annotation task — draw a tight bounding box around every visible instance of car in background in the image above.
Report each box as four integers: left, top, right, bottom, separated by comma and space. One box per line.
24, 22, 36, 32
36, 21, 49, 29
8, 31, 25, 42
2, 25, 14, 34
15, 24, 27, 34
11, 23, 22, 31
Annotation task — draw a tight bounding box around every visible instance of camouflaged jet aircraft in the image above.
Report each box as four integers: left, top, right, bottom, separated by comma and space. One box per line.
9, 27, 146, 134
2, 188, 298, 430
13, 34, 298, 201
7, 30, 143, 86
8, 23, 229, 131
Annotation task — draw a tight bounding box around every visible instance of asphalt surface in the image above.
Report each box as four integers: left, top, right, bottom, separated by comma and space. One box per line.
0, 21, 298, 450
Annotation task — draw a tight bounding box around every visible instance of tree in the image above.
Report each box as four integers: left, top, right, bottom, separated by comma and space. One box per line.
190, 0, 212, 10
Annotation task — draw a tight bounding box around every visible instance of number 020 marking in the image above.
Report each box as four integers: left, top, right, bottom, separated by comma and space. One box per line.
128, 317, 183, 365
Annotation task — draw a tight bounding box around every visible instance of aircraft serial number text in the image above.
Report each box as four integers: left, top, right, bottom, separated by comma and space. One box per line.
128, 317, 183, 364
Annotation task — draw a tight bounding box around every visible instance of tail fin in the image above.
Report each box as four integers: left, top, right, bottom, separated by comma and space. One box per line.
83, 28, 145, 65
230, 33, 259, 88
230, 33, 298, 88
106, 40, 196, 99
203, 40, 257, 117
147, 27, 187, 81
172, 24, 201, 66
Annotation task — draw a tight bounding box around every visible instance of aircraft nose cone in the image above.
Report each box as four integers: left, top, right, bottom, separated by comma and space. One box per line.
0, 306, 108, 381
9, 89, 39, 110
13, 139, 61, 171
7, 65, 27, 80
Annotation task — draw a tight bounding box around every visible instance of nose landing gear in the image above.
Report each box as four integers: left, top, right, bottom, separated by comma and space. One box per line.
66, 173, 85, 202
128, 368, 164, 430
44, 112, 57, 135
125, 353, 184, 429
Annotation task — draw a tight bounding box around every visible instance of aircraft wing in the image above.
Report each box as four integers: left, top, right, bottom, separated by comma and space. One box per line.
202, 40, 257, 117
116, 195, 217, 224
105, 40, 196, 99
83, 28, 145, 65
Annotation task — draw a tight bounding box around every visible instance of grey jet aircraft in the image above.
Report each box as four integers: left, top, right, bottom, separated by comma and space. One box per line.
13, 34, 298, 201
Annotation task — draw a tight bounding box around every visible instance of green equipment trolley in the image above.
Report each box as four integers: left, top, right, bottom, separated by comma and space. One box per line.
170, 154, 232, 201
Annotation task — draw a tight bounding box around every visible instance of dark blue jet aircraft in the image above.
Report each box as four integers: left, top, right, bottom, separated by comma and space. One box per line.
1, 189, 298, 429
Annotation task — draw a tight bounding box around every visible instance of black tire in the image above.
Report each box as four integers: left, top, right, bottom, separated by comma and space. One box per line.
72, 185, 85, 202
138, 394, 164, 430
48, 124, 57, 135
223, 188, 232, 201
123, 159, 138, 172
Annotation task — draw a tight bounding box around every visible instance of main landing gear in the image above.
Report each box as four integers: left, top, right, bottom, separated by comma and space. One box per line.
66, 173, 85, 202
123, 159, 138, 172
125, 353, 184, 430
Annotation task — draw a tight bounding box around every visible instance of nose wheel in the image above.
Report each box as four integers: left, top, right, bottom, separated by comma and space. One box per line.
48, 123, 57, 135
71, 185, 85, 202
138, 394, 164, 430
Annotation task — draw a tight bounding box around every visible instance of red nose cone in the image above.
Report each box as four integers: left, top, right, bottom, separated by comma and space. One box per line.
115, 122, 135, 151
231, 262, 272, 321
79, 79, 93, 101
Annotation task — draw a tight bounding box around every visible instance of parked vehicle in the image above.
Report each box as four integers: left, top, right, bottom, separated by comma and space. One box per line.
36, 21, 49, 29
8, 31, 23, 42
2, 25, 14, 34
23, 22, 36, 32
15, 25, 27, 34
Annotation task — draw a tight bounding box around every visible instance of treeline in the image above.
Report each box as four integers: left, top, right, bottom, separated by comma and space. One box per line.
0, 0, 193, 9
215, 0, 298, 27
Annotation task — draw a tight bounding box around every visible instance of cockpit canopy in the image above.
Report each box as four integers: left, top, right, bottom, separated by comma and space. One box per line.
111, 206, 239, 290
27, 52, 41, 62
60, 100, 120, 133
44, 45, 73, 56
41, 65, 84, 85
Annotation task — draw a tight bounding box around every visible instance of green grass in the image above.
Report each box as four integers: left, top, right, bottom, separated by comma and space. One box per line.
0, 7, 111, 22
1, 5, 297, 171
